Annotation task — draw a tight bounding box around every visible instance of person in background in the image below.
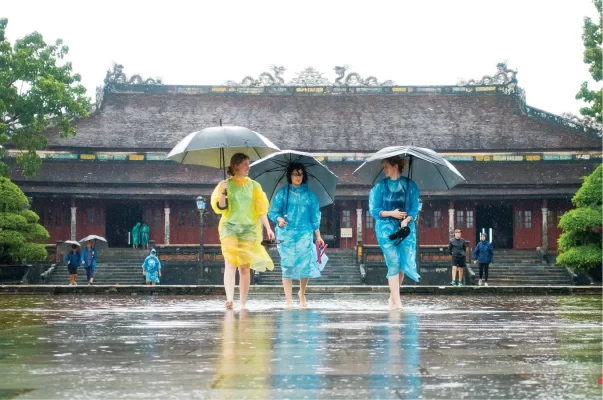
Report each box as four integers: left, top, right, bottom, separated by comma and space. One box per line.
449, 229, 468, 286
81, 240, 97, 285
473, 232, 494, 286
142, 248, 162, 286
65, 244, 81, 285
140, 222, 150, 250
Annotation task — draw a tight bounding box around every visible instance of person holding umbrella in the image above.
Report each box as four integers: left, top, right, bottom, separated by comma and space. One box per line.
65, 244, 81, 285
368, 155, 421, 310
80, 240, 97, 285
268, 163, 327, 308
211, 152, 275, 310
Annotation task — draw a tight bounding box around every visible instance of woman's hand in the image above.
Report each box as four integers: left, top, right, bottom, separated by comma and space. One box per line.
400, 219, 408, 228
316, 236, 325, 247
219, 180, 228, 193
266, 228, 275, 240
276, 217, 287, 227
390, 209, 407, 220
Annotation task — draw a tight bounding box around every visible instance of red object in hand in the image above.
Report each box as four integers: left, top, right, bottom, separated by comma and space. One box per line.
316, 241, 328, 264
598, 374, 603, 385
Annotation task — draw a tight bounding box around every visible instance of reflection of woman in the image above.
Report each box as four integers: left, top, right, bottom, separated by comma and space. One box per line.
211, 153, 275, 310
268, 163, 327, 308
369, 156, 420, 310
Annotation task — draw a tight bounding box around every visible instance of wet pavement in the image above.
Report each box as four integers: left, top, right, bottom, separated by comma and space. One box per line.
0, 295, 601, 399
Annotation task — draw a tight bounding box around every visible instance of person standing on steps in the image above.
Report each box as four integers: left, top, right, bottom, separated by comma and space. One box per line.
81, 240, 97, 285
65, 244, 81, 285
142, 248, 162, 286
473, 232, 494, 286
132, 222, 141, 249
268, 163, 327, 309
140, 222, 150, 250
449, 229, 468, 286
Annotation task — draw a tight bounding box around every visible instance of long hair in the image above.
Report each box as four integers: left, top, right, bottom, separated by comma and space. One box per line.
286, 163, 308, 184
384, 156, 407, 173
226, 153, 250, 176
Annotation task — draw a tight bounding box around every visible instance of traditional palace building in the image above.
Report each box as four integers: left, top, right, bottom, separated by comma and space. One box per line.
8, 64, 602, 255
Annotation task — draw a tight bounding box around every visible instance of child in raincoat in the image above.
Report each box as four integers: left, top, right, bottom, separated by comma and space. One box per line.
142, 248, 162, 285
211, 153, 275, 310
369, 156, 420, 310
268, 163, 328, 308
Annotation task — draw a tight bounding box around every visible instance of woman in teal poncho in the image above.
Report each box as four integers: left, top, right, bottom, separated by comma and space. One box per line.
369, 156, 420, 310
132, 222, 141, 248
140, 222, 150, 249
268, 163, 327, 308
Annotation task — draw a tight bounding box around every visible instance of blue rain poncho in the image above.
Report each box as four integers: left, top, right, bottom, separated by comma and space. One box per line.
142, 254, 161, 283
268, 184, 327, 279
369, 177, 420, 281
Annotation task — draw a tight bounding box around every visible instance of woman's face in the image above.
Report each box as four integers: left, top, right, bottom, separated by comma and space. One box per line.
86, 241, 92, 249
381, 160, 400, 178
290, 169, 304, 186
234, 158, 250, 176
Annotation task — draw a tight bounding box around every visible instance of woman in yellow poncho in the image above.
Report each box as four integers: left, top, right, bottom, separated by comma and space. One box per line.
211, 153, 275, 310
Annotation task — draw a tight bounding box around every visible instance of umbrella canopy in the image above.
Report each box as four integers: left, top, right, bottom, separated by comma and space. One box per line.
167, 125, 280, 177
249, 150, 338, 208
78, 235, 108, 250
353, 146, 466, 190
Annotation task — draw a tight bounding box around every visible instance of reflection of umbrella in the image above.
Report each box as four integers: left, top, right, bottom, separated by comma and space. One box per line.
78, 235, 108, 250
167, 123, 280, 178
352, 145, 466, 189
249, 150, 338, 208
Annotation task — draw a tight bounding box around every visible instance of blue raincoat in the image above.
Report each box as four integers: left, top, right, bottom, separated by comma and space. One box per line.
369, 177, 420, 281
80, 247, 97, 271
142, 254, 161, 283
268, 184, 328, 279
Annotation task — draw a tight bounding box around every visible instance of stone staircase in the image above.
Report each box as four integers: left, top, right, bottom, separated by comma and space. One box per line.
46, 248, 150, 285
257, 249, 363, 285
479, 264, 573, 286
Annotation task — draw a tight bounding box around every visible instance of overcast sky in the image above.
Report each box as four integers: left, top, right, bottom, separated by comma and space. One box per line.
2, 0, 598, 116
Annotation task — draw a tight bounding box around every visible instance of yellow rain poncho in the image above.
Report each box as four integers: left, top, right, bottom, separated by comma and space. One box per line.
211, 176, 274, 271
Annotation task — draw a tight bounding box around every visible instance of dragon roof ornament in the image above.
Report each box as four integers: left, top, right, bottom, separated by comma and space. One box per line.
224, 65, 395, 87
458, 62, 518, 86
103, 63, 163, 91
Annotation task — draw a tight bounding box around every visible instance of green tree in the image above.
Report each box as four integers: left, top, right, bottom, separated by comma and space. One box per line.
0, 177, 49, 263
0, 17, 89, 178
575, 0, 602, 124
557, 164, 602, 270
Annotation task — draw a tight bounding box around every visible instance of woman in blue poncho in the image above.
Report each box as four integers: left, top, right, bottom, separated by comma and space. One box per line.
268, 163, 327, 308
369, 156, 420, 310
141, 248, 162, 285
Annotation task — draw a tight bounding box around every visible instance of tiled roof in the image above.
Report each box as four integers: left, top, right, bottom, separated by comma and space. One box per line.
46, 88, 601, 152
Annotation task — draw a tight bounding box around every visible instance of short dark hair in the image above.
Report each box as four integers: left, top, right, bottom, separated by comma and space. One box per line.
286, 163, 308, 184
71, 244, 78, 249
454, 229, 462, 233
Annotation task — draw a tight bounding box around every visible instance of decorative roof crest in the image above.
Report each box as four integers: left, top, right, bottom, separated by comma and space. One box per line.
458, 62, 518, 86
103, 63, 163, 91
224, 65, 395, 87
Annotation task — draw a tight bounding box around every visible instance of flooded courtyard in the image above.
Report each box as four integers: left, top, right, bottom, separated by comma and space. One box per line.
0, 294, 601, 399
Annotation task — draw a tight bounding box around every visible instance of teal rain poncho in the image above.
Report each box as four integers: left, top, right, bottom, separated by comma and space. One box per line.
268, 184, 327, 279
142, 254, 161, 283
132, 222, 141, 247
369, 177, 420, 281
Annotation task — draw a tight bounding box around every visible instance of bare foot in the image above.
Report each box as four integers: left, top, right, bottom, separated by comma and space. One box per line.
298, 291, 307, 308
285, 301, 293, 309
239, 302, 247, 310
225, 301, 233, 309
389, 303, 403, 311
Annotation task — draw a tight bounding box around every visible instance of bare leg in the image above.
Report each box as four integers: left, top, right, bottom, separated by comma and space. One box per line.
282, 278, 293, 308
388, 275, 402, 309
299, 278, 309, 308
451, 266, 457, 282
398, 271, 405, 287
224, 262, 236, 308
238, 265, 251, 309
458, 268, 464, 284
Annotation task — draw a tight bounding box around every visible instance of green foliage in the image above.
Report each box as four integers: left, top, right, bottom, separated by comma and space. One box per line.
0, 177, 48, 263
557, 165, 602, 271
575, 0, 602, 123
0, 17, 90, 177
